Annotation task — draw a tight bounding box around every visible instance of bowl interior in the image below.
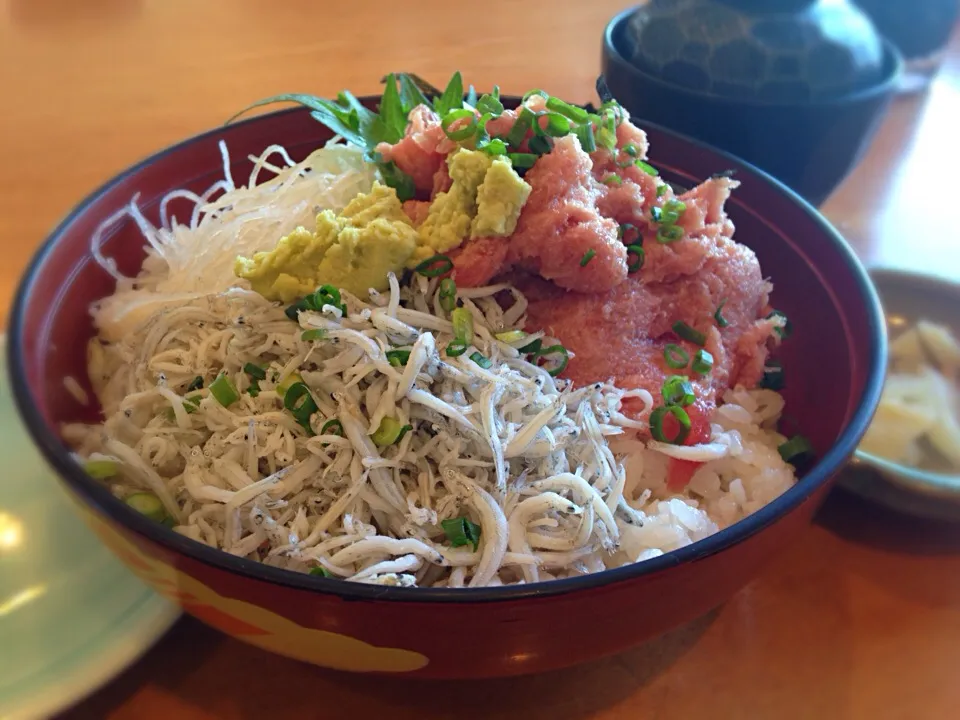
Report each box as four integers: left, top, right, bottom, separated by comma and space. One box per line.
852, 268, 960, 502
8, 102, 886, 598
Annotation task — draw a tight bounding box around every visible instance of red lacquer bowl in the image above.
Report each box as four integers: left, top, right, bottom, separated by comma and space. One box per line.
7, 102, 886, 678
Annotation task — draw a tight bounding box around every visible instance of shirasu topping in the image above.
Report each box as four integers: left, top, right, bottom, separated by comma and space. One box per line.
67, 272, 663, 587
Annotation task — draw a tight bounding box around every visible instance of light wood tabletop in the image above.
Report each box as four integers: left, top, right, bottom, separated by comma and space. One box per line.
1, 2, 959, 718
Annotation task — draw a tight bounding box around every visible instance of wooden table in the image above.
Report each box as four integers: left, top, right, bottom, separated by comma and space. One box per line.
1, 2, 959, 718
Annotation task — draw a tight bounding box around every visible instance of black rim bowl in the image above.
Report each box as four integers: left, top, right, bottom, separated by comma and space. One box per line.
7, 103, 887, 603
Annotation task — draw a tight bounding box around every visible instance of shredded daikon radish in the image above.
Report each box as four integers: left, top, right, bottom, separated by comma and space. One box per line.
90, 141, 377, 341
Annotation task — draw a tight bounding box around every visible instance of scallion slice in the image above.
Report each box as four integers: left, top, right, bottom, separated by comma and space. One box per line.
320, 418, 344, 437
276, 371, 303, 397
441, 108, 478, 141
662, 375, 695, 407
446, 341, 468, 357
575, 123, 596, 152
714, 299, 729, 328
623, 143, 639, 157
626, 244, 645, 273
541, 112, 572, 137
507, 107, 536, 146
650, 405, 692, 445
580, 249, 596, 267
778, 435, 813, 464
656, 184, 668, 197
528, 135, 552, 155
84, 458, 118, 479
243, 363, 266, 381
301, 329, 327, 342
657, 225, 684, 244
767, 310, 793, 339
521, 88, 550, 103
508, 153, 537, 169
619, 223, 638, 243
495, 330, 527, 343
692, 349, 714, 375
518, 337, 543, 354
210, 373, 240, 407
414, 254, 453, 277
438, 277, 457, 312
186, 376, 204, 391
284, 382, 318, 432
441, 516, 482, 551
477, 137, 507, 156
469, 352, 493, 369
124, 492, 167, 523
371, 417, 407, 446
672, 321, 706, 346
387, 350, 412, 367
476, 93, 504, 117
534, 344, 569, 377
602, 174, 621, 186
663, 344, 689, 369
545, 96, 589, 123
285, 298, 309, 321
451, 307, 474, 345
636, 160, 659, 176
309, 566, 332, 578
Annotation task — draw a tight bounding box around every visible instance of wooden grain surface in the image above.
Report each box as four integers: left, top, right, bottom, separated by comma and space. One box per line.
1, 1, 958, 718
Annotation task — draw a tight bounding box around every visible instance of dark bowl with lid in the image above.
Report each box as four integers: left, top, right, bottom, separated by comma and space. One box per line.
8, 98, 885, 678
602, 1, 903, 206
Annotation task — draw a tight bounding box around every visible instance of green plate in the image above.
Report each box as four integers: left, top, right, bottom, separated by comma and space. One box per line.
0, 337, 179, 719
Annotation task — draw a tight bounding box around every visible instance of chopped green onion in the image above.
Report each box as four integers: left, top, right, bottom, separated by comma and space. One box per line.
662, 375, 695, 407
414, 254, 454, 277
309, 566, 332, 578
243, 363, 266, 381
760, 359, 785, 390
692, 349, 714, 375
714, 300, 729, 328
438, 277, 457, 312
183, 394, 202, 414
651, 200, 685, 225
623, 143, 639, 157
210, 373, 240, 407
650, 405, 692, 445
476, 93, 504, 117
247, 379, 261, 398
441, 516, 482, 551
321, 418, 344, 437
528, 135, 552, 155
507, 108, 536, 146
767, 310, 792, 339
673, 321, 706, 346
656, 184, 668, 197
478, 137, 507, 156
602, 174, 621, 186
539, 112, 572, 137
778, 435, 813, 464
186, 376, 204, 391
545, 96, 589, 123
386, 349, 411, 367
518, 337, 543, 354
636, 160, 659, 176
451, 307, 474, 345
285, 298, 309, 321
84, 458, 118, 479
371, 417, 407, 446
469, 352, 493, 369
626, 244, 645, 273
495, 330, 527, 343
284, 382, 318, 432
306, 284, 343, 313
446, 341, 468, 357
161, 516, 176, 529
276, 371, 303, 397
521, 88, 550, 103
441, 108, 478, 142
657, 225, 684, 244
124, 492, 167, 523
580, 249, 596, 267
534, 344, 569, 377
575, 123, 596, 152
664, 344, 689, 369
301, 329, 327, 342
508, 153, 537, 169
619, 223, 639, 243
